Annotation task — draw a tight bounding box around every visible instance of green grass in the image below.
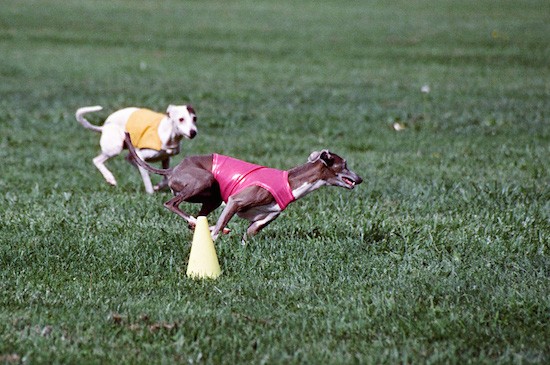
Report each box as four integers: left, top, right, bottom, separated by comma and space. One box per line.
1, 0, 549, 363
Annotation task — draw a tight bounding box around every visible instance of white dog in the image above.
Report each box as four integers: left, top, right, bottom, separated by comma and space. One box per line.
76, 104, 197, 193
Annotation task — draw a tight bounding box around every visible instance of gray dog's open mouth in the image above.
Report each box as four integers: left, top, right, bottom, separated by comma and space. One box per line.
342, 176, 357, 188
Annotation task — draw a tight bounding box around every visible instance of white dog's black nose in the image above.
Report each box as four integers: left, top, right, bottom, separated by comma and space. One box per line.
189, 130, 197, 139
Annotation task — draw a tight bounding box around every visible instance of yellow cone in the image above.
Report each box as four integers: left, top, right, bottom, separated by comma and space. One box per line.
186, 216, 221, 279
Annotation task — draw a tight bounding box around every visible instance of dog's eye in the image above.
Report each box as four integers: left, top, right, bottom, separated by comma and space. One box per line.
179, 118, 184, 122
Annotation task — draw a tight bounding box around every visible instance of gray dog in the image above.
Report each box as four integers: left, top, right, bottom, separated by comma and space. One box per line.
125, 133, 362, 241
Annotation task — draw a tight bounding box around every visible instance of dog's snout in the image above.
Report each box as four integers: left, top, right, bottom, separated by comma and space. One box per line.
355, 174, 363, 185
189, 130, 197, 139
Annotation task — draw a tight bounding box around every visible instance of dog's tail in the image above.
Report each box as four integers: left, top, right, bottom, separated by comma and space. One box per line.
75, 105, 103, 133
124, 133, 173, 176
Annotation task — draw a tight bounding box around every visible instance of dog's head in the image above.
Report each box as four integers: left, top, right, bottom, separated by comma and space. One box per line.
166, 104, 198, 139
308, 150, 363, 189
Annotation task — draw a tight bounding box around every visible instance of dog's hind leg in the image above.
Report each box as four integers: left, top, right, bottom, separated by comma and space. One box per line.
164, 192, 198, 227
164, 167, 220, 230
197, 200, 222, 217
93, 153, 117, 186
95, 124, 124, 186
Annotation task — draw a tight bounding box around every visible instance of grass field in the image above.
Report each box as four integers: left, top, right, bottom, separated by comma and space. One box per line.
1, 0, 549, 363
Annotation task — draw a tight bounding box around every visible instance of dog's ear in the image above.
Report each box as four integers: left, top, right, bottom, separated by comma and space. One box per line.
319, 150, 334, 166
308, 151, 322, 163
166, 104, 176, 117
308, 150, 333, 166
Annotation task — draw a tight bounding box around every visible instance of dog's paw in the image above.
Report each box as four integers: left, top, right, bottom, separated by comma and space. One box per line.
153, 183, 170, 192
209, 226, 230, 235
106, 177, 117, 186
187, 217, 198, 231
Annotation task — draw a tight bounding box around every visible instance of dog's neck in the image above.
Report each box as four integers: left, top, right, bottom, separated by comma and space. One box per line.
288, 162, 328, 200
158, 117, 182, 149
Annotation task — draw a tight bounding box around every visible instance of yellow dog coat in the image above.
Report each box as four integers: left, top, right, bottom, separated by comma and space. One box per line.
125, 109, 164, 150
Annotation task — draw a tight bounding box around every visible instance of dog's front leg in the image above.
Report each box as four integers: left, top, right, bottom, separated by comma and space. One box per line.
154, 158, 170, 191
137, 166, 154, 194
211, 186, 273, 240
194, 201, 231, 235
244, 212, 280, 241
133, 149, 155, 194
211, 197, 243, 241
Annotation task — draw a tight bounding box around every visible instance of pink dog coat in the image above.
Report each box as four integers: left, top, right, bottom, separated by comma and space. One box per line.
212, 154, 295, 210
